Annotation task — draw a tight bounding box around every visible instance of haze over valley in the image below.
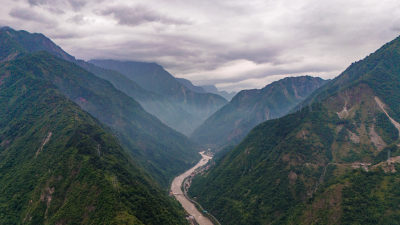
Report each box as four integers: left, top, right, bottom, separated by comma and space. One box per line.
2, 1, 400, 224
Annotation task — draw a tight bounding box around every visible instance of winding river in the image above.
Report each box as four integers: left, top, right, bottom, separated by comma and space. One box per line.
170, 152, 214, 225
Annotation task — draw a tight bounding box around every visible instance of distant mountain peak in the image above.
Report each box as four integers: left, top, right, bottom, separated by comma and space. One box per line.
191, 75, 326, 148
0, 26, 75, 62
90, 59, 227, 135
200, 84, 236, 101
0, 26, 12, 31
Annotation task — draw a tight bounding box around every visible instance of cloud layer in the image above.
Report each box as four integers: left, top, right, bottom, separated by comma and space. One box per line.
2, 0, 400, 91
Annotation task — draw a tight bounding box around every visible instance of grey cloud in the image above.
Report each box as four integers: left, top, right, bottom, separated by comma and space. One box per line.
45, 7, 65, 15
4, 0, 400, 91
67, 14, 85, 24
194, 64, 338, 85
220, 47, 282, 65
67, 0, 87, 10
28, 0, 87, 11
100, 5, 190, 26
9, 7, 56, 27
50, 32, 83, 39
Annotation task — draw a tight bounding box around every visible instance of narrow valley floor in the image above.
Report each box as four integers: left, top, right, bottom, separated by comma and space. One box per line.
170, 152, 214, 225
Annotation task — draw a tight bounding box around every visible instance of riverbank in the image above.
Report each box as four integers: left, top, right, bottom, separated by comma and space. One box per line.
170, 152, 214, 225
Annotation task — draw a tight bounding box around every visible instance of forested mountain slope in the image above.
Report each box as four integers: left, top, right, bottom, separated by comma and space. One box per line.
190, 36, 400, 224
0, 26, 209, 136
0, 26, 74, 62
0, 55, 187, 224
0, 27, 201, 187
10, 52, 200, 187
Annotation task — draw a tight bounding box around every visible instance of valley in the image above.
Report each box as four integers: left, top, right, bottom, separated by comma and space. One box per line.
171, 152, 214, 225
1, 5, 400, 223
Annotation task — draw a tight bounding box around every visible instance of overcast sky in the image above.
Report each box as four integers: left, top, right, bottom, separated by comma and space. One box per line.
1, 0, 400, 91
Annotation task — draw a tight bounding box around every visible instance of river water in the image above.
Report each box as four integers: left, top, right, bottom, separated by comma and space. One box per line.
170, 152, 214, 225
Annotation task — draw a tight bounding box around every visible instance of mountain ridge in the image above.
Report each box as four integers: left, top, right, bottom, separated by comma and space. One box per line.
0, 27, 201, 187
90, 59, 228, 135
189, 34, 400, 224
176, 78, 237, 101
191, 76, 327, 148
0, 53, 187, 224
16, 51, 201, 187
201, 84, 237, 101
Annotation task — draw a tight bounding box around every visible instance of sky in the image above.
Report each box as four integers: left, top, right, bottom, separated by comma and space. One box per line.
1, 0, 400, 91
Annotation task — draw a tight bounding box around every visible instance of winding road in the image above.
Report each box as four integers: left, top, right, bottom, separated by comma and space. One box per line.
170, 152, 214, 225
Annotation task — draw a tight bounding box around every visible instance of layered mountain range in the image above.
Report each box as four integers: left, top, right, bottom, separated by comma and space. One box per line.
191, 76, 327, 148
0, 26, 227, 137
0, 27, 201, 187
190, 35, 400, 224
89, 59, 227, 135
4, 24, 400, 225
0, 26, 206, 224
0, 52, 187, 224
176, 78, 237, 101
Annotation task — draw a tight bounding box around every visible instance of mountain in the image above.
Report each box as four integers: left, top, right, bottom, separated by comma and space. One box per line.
0, 26, 204, 136
20, 52, 200, 187
0, 26, 158, 104
189, 36, 400, 224
176, 78, 237, 101
176, 77, 207, 93
0, 53, 187, 224
201, 85, 237, 101
89, 59, 228, 135
0, 27, 200, 187
191, 76, 327, 149
0, 26, 74, 62
78, 61, 198, 136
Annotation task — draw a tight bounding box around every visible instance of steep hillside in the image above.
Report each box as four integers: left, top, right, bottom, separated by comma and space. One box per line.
176, 78, 207, 94
90, 59, 228, 135
191, 76, 326, 148
0, 26, 157, 104
175, 79, 237, 101
76, 61, 198, 135
0, 56, 187, 224
0, 26, 74, 62
8, 52, 200, 187
190, 36, 400, 224
0, 27, 200, 187
201, 85, 237, 101
0, 26, 203, 135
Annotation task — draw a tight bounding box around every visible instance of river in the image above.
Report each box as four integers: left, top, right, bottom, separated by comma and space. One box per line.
170, 151, 214, 225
